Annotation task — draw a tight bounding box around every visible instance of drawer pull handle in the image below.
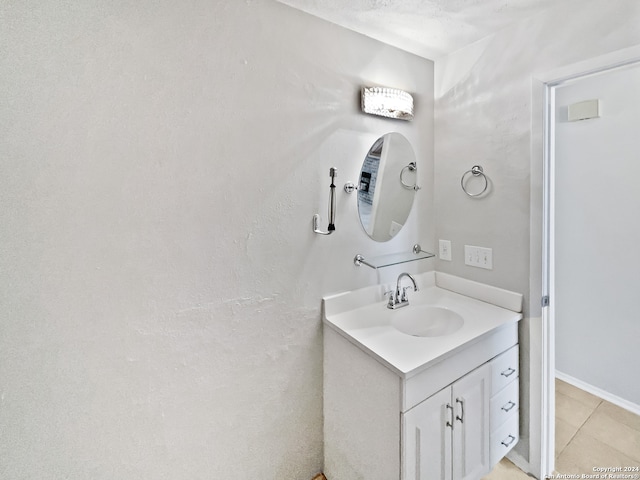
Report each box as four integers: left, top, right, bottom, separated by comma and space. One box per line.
455, 398, 464, 423
501, 434, 516, 447
501, 367, 516, 378
446, 403, 454, 429
501, 401, 516, 412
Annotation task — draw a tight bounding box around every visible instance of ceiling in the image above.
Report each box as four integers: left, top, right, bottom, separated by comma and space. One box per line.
276, 0, 561, 59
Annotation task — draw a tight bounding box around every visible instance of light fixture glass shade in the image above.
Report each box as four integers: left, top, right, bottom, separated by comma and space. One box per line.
361, 87, 414, 121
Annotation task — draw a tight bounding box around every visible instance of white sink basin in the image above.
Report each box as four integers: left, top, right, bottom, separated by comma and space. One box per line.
322, 272, 523, 376
391, 305, 464, 337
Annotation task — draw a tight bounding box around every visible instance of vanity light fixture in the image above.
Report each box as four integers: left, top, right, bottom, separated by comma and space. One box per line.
361, 86, 414, 121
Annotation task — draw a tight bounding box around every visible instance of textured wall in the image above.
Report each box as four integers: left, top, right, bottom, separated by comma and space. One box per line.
435, 0, 640, 299
0, 1, 434, 478
434, 0, 640, 465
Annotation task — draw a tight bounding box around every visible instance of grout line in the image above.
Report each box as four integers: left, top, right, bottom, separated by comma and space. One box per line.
555, 397, 603, 466
556, 394, 640, 470
581, 399, 603, 427
557, 380, 640, 474
585, 401, 640, 465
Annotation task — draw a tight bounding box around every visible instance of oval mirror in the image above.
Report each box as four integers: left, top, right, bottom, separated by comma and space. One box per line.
357, 132, 418, 242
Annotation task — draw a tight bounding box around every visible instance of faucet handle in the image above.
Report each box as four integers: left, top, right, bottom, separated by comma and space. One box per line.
401, 286, 413, 302
383, 289, 396, 307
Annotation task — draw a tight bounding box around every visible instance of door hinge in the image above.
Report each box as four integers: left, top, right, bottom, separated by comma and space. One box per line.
541, 296, 550, 307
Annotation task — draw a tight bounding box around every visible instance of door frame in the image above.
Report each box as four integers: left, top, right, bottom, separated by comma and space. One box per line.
530, 44, 640, 478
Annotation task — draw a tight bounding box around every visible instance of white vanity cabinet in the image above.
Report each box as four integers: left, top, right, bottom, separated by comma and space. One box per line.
323, 323, 520, 480
403, 363, 491, 480
322, 272, 524, 480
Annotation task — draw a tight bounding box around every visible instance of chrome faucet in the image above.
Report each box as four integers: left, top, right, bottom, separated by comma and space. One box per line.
387, 272, 419, 309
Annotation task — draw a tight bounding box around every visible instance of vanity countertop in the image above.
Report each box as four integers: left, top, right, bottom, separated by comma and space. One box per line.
323, 271, 523, 378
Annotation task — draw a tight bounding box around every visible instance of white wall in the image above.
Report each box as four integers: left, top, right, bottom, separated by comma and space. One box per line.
0, 1, 434, 478
555, 63, 640, 407
435, 0, 640, 466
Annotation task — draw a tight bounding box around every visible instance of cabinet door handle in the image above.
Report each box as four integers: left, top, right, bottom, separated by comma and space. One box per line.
446, 403, 454, 429
455, 398, 464, 423
501, 367, 516, 378
501, 434, 516, 447
501, 401, 516, 412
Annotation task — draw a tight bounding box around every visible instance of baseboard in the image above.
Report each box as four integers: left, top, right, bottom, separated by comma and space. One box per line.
556, 370, 640, 416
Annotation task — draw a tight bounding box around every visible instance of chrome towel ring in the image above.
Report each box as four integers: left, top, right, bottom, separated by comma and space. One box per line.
461, 165, 488, 197
400, 162, 420, 190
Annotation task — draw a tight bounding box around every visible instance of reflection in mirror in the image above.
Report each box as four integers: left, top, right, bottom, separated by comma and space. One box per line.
357, 132, 418, 242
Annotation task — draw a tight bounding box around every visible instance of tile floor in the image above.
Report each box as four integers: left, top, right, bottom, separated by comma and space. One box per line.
482, 456, 533, 479
483, 379, 640, 479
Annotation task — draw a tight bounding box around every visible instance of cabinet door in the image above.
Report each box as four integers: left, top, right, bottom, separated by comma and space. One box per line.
402, 388, 452, 480
451, 363, 491, 480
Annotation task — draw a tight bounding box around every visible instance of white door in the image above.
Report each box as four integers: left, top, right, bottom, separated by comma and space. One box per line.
452, 363, 491, 480
402, 388, 452, 480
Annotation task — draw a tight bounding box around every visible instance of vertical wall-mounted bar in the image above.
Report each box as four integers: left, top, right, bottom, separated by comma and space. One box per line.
327, 167, 336, 231
313, 167, 337, 235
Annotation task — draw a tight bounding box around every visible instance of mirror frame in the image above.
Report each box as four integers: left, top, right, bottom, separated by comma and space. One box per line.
357, 132, 418, 242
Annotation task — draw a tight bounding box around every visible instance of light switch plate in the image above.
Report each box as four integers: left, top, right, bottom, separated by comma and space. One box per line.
464, 245, 493, 270
439, 239, 452, 261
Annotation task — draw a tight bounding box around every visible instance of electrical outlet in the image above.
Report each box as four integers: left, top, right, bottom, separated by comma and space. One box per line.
439, 239, 452, 261
464, 245, 493, 270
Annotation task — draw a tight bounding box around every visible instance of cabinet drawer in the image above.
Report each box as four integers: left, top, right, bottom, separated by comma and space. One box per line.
490, 414, 519, 467
490, 378, 519, 431
403, 325, 518, 412
490, 345, 519, 395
